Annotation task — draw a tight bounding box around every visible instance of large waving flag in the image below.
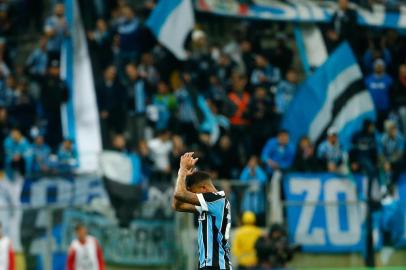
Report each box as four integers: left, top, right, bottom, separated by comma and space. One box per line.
147, 0, 194, 60
282, 42, 376, 150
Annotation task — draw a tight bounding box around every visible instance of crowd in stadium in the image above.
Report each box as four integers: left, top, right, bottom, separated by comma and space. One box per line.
0, 0, 405, 196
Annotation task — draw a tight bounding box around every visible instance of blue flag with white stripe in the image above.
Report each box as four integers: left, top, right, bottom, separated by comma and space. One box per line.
282, 42, 376, 150
147, 0, 194, 60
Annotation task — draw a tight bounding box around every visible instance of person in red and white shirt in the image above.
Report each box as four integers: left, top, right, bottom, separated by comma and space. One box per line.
67, 224, 104, 270
0, 223, 15, 270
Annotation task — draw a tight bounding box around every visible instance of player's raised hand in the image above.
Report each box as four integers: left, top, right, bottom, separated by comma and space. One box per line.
180, 152, 198, 175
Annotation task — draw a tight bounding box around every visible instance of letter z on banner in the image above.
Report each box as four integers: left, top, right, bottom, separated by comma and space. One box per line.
283, 173, 382, 253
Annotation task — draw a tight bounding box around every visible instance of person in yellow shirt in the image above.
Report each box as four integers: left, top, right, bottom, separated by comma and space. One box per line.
232, 211, 263, 270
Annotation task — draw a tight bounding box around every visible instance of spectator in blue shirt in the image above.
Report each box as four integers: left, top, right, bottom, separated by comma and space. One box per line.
365, 59, 394, 130
25, 37, 48, 79
115, 6, 141, 74
250, 53, 281, 88
240, 156, 268, 225
44, 3, 69, 60
379, 120, 405, 185
57, 139, 78, 173
317, 127, 345, 173
261, 130, 295, 175
275, 68, 299, 115
31, 134, 51, 174
4, 127, 32, 179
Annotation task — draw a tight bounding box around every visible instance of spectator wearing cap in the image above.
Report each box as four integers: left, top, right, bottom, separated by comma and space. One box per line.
261, 130, 295, 175
44, 3, 69, 60
317, 127, 345, 173
57, 139, 78, 173
40, 59, 68, 150
31, 133, 52, 174
362, 37, 392, 75
378, 120, 405, 185
4, 127, 32, 179
250, 53, 281, 88
232, 211, 263, 270
365, 59, 394, 131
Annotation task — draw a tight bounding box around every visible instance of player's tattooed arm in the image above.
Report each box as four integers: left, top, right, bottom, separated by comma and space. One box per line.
173, 152, 201, 211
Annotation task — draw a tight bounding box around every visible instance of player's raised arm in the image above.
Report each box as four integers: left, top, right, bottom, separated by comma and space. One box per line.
172, 152, 201, 212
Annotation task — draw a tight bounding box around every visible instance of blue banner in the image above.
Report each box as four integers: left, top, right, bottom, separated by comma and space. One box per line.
283, 173, 382, 253
196, 0, 406, 30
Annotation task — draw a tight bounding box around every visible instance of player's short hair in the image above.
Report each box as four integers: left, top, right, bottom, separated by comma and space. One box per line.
186, 171, 212, 189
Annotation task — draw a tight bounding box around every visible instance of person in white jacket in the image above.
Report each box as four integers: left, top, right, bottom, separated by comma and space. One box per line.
66, 224, 104, 270
0, 223, 15, 270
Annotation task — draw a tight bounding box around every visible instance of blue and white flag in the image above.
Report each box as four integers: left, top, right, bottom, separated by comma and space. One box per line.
282, 42, 376, 149
147, 0, 194, 60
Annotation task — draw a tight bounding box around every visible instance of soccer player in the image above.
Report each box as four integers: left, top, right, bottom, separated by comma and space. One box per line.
0, 223, 15, 270
172, 152, 232, 270
66, 224, 104, 270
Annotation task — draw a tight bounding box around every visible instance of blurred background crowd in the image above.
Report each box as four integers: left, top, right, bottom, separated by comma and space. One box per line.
2, 0, 406, 190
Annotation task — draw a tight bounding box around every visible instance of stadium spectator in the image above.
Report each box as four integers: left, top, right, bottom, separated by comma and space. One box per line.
0, 75, 15, 108
214, 52, 237, 86
174, 76, 199, 145
97, 65, 127, 146
250, 53, 281, 88
247, 86, 275, 155
31, 134, 51, 174
44, 3, 69, 61
25, 36, 48, 79
125, 63, 148, 146
228, 72, 251, 161
349, 120, 379, 174
147, 129, 173, 182
317, 127, 345, 173
271, 34, 294, 77
87, 18, 112, 77
8, 80, 36, 135
379, 120, 405, 185
215, 134, 242, 179
363, 38, 392, 75
239, 156, 268, 224
4, 127, 31, 179
40, 59, 68, 149
111, 134, 128, 153
275, 68, 299, 115
365, 59, 394, 131
57, 139, 78, 173
392, 64, 406, 136
293, 136, 320, 172
232, 211, 263, 270
0, 106, 9, 169
114, 5, 141, 72
152, 80, 177, 131
325, 0, 358, 52
0, 223, 15, 270
261, 130, 295, 175
67, 224, 104, 270
137, 52, 160, 87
